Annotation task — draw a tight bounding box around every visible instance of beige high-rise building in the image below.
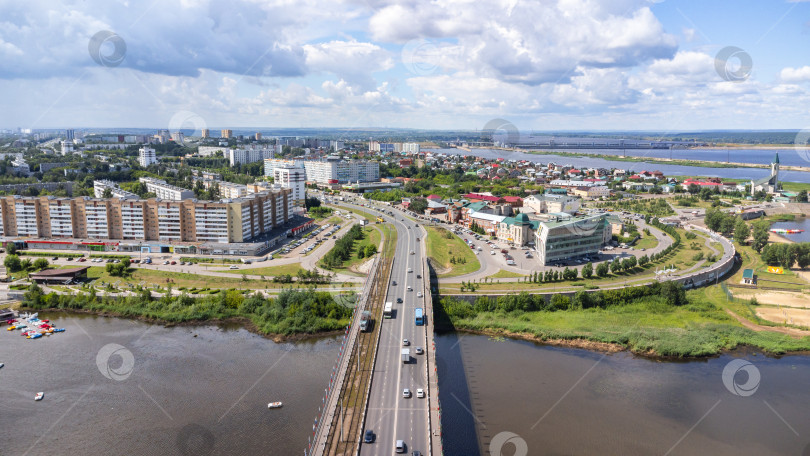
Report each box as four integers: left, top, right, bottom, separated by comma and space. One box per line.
201, 129, 210, 138
0, 189, 292, 244
221, 129, 233, 139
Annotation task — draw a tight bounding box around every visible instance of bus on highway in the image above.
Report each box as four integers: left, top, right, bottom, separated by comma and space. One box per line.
383, 301, 393, 319
415, 308, 424, 326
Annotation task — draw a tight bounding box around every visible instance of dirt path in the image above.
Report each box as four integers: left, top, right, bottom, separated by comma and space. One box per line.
724, 309, 810, 337
733, 290, 810, 308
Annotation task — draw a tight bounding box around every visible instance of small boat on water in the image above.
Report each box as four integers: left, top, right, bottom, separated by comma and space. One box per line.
27, 333, 43, 339
770, 228, 805, 234
0, 362, 4, 368
34, 392, 44, 401
267, 402, 283, 409
16, 325, 27, 330
7, 325, 16, 331
53, 328, 66, 333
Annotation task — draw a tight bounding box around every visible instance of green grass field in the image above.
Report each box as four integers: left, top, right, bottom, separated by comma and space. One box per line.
488, 269, 526, 279
443, 286, 810, 357
216, 262, 304, 276
634, 234, 659, 250
86, 266, 276, 289
425, 226, 481, 277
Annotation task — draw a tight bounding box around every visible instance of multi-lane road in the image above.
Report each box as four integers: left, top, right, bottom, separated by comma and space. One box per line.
354, 204, 430, 455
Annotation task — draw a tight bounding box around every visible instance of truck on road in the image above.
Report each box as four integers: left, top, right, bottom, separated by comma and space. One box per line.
401, 348, 410, 364
359, 310, 371, 332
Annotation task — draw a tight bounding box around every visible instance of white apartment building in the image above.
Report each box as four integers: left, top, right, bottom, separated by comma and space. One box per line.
218, 182, 248, 199
227, 145, 280, 166
139, 177, 195, 201
157, 204, 182, 240
120, 203, 146, 239
194, 205, 229, 242
273, 167, 306, 207
303, 159, 380, 184
401, 142, 421, 153
15, 200, 38, 236
49, 201, 74, 237
85, 203, 109, 239
93, 180, 138, 199
138, 147, 157, 167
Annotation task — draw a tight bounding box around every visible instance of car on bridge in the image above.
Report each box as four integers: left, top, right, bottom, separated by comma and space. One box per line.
402, 339, 409, 346
402, 388, 411, 398
363, 429, 375, 443
397, 298, 403, 303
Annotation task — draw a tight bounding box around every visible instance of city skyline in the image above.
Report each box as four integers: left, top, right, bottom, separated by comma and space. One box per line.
1, 1, 810, 132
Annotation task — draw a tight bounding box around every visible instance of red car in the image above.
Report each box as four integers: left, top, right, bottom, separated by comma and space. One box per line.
170, 261, 176, 265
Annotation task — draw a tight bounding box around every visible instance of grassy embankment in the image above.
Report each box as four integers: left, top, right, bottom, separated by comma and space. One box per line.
22, 286, 354, 337
425, 226, 480, 277
216, 262, 304, 276
86, 266, 298, 290
436, 284, 810, 357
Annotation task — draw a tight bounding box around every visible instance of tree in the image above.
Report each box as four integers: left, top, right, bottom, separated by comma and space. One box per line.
582, 262, 593, 279
102, 188, 113, 198
33, 258, 49, 270
661, 281, 687, 306
549, 294, 571, 310
6, 243, 17, 255
4, 254, 21, 272
735, 218, 750, 244
409, 198, 428, 214
798, 190, 808, 203
751, 221, 770, 252
20, 258, 32, 272
596, 262, 609, 277
639, 254, 649, 267
610, 260, 621, 274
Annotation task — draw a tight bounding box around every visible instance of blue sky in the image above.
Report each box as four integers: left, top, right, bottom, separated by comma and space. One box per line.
1, 0, 809, 132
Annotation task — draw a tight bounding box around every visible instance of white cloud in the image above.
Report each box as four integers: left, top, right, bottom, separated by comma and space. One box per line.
780, 66, 810, 83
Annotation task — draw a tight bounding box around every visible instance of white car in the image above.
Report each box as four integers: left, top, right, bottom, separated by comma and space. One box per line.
229, 265, 239, 270
416, 388, 425, 398
402, 339, 410, 346
417, 292, 423, 298
415, 347, 424, 355
402, 388, 412, 398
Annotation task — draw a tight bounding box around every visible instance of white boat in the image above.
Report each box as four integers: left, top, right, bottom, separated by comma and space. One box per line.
0, 362, 4, 368
35, 392, 44, 401
267, 402, 283, 409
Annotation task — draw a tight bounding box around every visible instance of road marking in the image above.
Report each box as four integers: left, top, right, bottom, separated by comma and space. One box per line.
391, 218, 412, 451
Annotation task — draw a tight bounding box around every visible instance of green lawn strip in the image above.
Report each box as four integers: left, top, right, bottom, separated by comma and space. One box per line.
425, 226, 481, 278
634, 234, 659, 250
216, 262, 305, 276
488, 269, 527, 279
86, 266, 280, 289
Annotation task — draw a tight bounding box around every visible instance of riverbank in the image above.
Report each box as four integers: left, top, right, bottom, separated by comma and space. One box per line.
520, 148, 810, 172
20, 286, 354, 340
434, 286, 810, 358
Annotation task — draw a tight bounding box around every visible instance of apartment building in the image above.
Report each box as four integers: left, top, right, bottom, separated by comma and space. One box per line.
264, 158, 305, 177
138, 147, 157, 167
221, 129, 233, 139
0, 188, 292, 245
218, 182, 248, 199
522, 194, 581, 214
303, 159, 379, 184
93, 180, 138, 200
139, 177, 195, 201
228, 147, 278, 166
272, 166, 306, 207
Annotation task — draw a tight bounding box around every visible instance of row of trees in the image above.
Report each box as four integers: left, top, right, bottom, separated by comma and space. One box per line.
23, 285, 353, 335
440, 281, 688, 319
321, 225, 365, 269
761, 242, 810, 269
4, 255, 49, 273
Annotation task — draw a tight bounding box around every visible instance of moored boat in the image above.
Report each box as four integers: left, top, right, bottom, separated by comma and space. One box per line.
53, 328, 66, 333
7, 325, 16, 331
34, 392, 44, 401
0, 362, 4, 368
27, 333, 43, 339
267, 402, 283, 409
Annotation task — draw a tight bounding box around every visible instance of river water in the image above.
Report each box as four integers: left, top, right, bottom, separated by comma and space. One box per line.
436, 333, 810, 456
426, 148, 810, 183
2, 313, 340, 456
